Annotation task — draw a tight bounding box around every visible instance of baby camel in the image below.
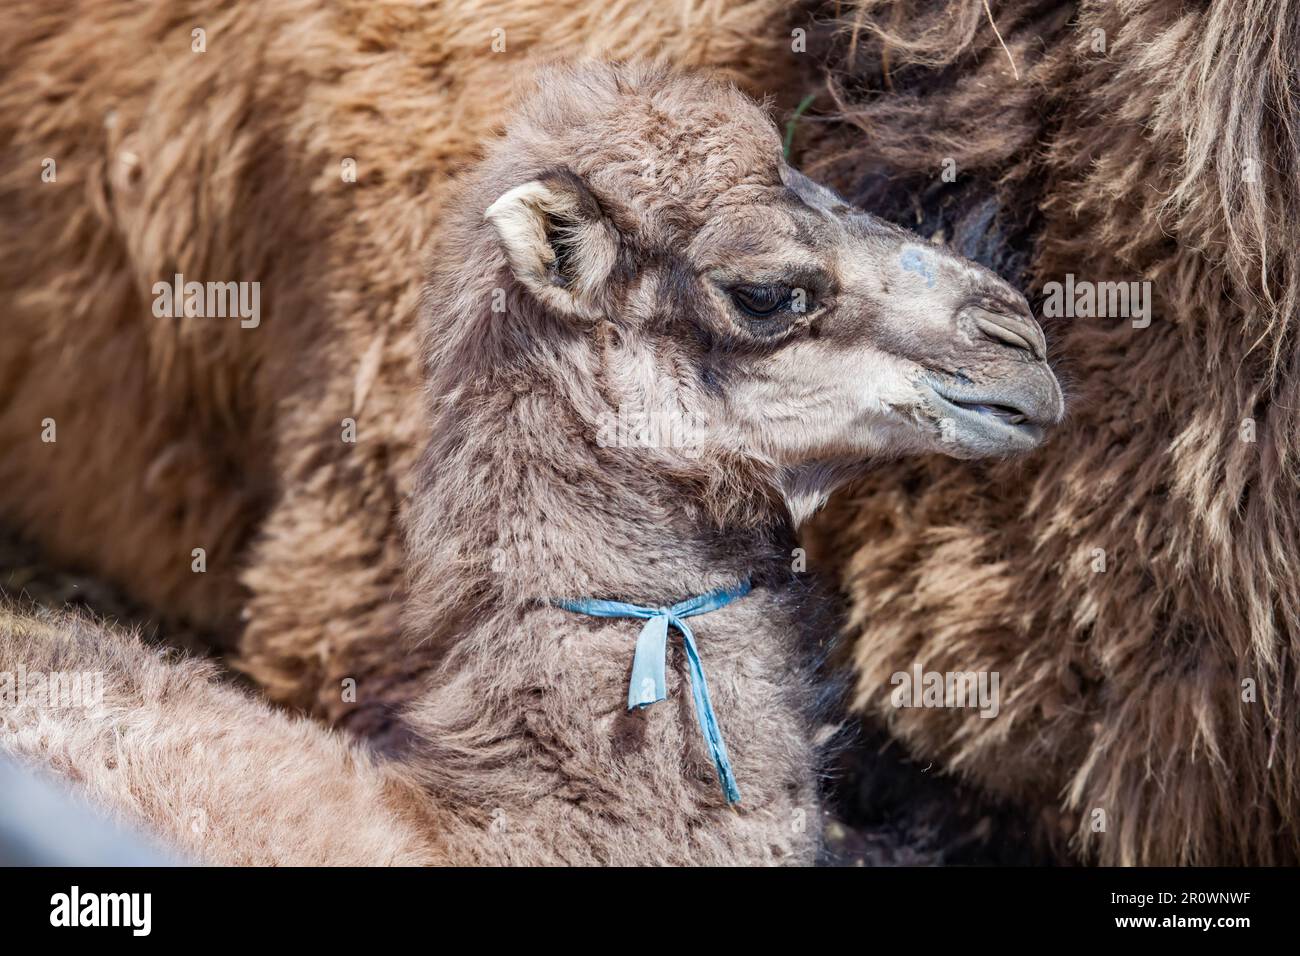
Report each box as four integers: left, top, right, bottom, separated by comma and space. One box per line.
0, 63, 1061, 865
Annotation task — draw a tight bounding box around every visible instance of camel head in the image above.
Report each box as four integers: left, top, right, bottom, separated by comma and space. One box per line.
474, 63, 1063, 515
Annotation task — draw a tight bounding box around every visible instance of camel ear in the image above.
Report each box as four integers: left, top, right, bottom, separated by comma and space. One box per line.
484, 170, 618, 320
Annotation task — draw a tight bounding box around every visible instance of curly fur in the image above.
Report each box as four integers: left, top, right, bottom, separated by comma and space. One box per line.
0, 0, 800, 738
0, 602, 442, 865
1, 62, 847, 867
1, 51, 1065, 865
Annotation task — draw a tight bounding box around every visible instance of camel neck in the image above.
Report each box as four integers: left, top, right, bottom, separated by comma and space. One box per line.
484, 417, 785, 604
405, 377, 795, 627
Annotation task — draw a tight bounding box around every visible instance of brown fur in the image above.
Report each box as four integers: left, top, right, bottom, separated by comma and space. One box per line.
0, 0, 800, 735
1, 56, 1061, 865
0, 602, 442, 865
801, 0, 1300, 864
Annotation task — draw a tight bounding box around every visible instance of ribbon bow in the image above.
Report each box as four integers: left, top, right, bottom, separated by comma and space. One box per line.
553, 579, 752, 804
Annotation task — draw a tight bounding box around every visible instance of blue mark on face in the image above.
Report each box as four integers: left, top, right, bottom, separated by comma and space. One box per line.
900, 247, 937, 289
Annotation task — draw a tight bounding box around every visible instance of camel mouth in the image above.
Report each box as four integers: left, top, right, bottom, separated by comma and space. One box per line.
947, 398, 1035, 428
924, 379, 1058, 454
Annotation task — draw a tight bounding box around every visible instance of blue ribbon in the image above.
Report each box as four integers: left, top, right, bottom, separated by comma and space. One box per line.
553, 579, 751, 804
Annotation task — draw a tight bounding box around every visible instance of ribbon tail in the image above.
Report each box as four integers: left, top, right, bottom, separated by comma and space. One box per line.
678, 623, 742, 805
627, 614, 669, 710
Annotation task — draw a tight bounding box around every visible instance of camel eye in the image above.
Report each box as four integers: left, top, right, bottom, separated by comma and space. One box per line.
730, 284, 793, 319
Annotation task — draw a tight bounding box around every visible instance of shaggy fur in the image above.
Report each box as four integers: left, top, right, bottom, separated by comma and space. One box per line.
1, 58, 1061, 865
0, 602, 441, 865
395, 58, 1061, 864
0, 0, 799, 737
800, 0, 1300, 864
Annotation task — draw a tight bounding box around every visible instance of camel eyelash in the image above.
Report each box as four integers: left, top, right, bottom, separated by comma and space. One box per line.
729, 284, 793, 318
726, 283, 821, 338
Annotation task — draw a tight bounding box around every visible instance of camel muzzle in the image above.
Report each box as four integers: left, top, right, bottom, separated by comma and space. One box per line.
921, 289, 1063, 457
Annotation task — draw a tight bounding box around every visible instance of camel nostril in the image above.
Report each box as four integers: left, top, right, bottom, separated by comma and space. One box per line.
970, 307, 1047, 361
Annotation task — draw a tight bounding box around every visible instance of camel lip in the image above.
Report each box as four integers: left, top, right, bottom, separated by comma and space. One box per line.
924, 381, 1048, 452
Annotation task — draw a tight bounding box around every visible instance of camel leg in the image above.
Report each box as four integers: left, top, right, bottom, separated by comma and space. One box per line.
0, 603, 442, 865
